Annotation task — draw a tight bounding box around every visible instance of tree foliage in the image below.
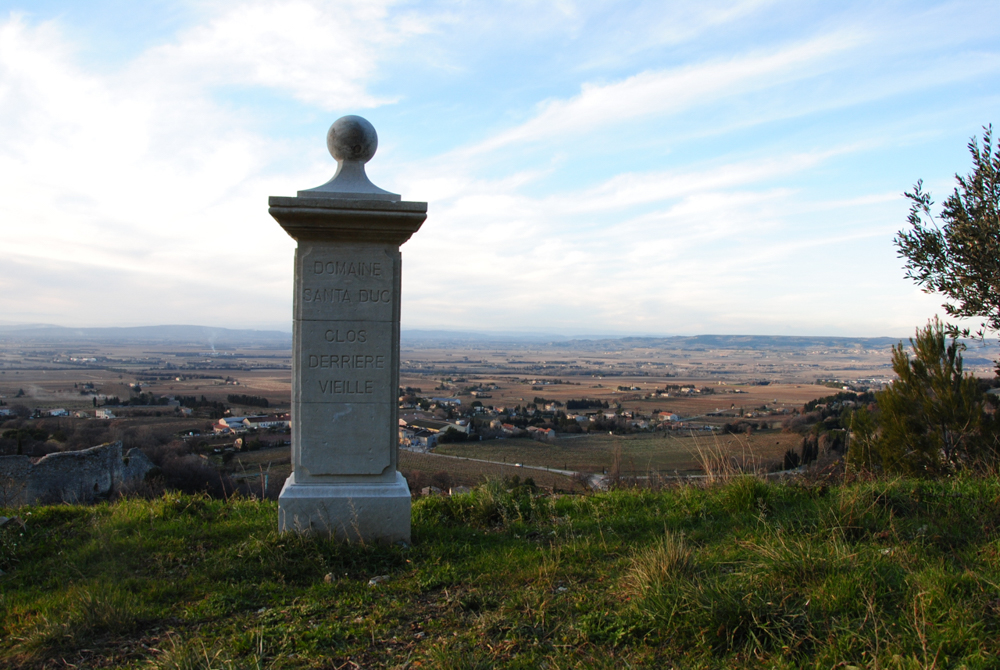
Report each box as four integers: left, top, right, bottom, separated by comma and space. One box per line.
895, 125, 1000, 348
848, 319, 997, 475
227, 394, 269, 408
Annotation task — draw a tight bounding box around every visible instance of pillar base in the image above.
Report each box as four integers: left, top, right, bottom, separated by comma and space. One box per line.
278, 471, 411, 543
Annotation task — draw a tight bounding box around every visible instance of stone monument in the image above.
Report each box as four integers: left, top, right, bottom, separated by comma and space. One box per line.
270, 115, 426, 541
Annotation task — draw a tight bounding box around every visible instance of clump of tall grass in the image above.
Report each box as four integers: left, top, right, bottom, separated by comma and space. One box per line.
425, 640, 496, 670
741, 531, 856, 582
624, 535, 820, 655
413, 476, 553, 529
623, 531, 694, 598
150, 631, 270, 670
691, 433, 770, 483
18, 583, 152, 654
721, 475, 773, 514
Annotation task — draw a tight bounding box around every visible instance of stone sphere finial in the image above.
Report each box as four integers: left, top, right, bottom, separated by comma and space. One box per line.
297, 115, 398, 201
327, 115, 378, 163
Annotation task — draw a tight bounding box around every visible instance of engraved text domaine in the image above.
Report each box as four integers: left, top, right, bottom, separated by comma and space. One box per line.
313, 261, 383, 278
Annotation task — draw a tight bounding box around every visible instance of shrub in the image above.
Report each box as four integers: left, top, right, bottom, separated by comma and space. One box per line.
227, 394, 269, 408
413, 477, 551, 528
849, 319, 999, 475
143, 441, 234, 497
437, 427, 469, 444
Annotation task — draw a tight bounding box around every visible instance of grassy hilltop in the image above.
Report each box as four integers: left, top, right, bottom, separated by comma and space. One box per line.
2, 475, 1000, 669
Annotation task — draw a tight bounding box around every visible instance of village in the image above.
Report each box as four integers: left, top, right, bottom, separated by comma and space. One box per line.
0, 332, 905, 489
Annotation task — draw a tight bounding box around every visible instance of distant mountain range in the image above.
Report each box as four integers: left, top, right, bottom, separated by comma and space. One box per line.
400, 329, 904, 350
0, 324, 292, 346
400, 330, 1000, 357
1, 324, 996, 356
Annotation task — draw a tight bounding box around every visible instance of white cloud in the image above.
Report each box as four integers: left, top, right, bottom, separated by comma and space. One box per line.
2, 1, 997, 337
0, 2, 437, 327
141, 0, 430, 110
0, 13, 304, 326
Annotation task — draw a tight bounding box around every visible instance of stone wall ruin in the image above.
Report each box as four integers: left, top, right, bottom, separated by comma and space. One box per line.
0, 441, 155, 506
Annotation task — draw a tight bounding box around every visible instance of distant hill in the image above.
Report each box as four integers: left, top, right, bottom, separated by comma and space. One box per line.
401, 330, 900, 351
401, 329, 574, 345
2, 325, 995, 357
0, 324, 291, 347
399, 330, 1000, 356
576, 334, 903, 350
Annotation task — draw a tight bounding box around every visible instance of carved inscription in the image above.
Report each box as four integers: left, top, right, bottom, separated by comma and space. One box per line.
296, 319, 392, 406
324, 328, 366, 342
297, 248, 396, 322
308, 354, 385, 369
302, 288, 391, 303
313, 261, 383, 277
318, 379, 375, 394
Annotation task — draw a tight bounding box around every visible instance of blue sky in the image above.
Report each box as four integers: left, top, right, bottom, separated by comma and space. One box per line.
1, 0, 997, 336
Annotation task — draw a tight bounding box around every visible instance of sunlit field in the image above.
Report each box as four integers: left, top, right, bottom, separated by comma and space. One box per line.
435, 429, 804, 476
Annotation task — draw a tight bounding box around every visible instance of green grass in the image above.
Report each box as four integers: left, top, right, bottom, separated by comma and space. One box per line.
2, 475, 1000, 668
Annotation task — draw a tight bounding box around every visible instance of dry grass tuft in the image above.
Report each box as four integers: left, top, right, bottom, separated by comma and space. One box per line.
623, 531, 694, 597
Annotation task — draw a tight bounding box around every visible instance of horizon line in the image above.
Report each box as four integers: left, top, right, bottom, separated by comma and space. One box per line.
1, 321, 991, 343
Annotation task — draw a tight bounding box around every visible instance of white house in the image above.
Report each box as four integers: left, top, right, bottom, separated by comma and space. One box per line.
215, 416, 250, 433
245, 414, 291, 430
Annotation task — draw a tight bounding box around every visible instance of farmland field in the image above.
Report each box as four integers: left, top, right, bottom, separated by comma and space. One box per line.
399, 450, 583, 490
435, 429, 804, 476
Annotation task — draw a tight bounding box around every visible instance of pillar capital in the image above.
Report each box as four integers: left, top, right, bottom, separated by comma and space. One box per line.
268, 196, 426, 244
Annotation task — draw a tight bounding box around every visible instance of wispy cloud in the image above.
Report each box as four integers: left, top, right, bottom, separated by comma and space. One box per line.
461, 31, 866, 154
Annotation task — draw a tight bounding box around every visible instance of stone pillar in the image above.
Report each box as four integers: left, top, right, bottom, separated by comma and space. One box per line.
270, 116, 425, 542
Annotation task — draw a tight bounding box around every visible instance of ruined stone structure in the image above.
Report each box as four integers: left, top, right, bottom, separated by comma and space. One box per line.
0, 442, 154, 506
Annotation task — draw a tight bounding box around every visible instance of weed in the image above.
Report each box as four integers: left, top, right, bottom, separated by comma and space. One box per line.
425, 640, 495, 669
20, 583, 152, 654
623, 531, 694, 597
721, 475, 772, 514
151, 632, 270, 670
413, 476, 553, 529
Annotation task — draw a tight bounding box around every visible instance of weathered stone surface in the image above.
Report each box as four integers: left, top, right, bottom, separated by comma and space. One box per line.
123, 448, 156, 485
277, 471, 411, 542
292, 401, 396, 479
0, 442, 155, 506
273, 116, 425, 543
